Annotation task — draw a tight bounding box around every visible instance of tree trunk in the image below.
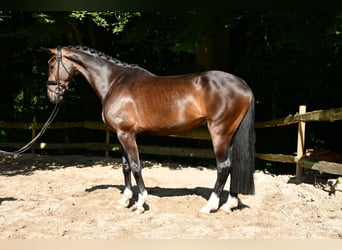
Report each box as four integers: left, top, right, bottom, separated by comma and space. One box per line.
87, 19, 97, 48
68, 23, 84, 45
194, 13, 232, 71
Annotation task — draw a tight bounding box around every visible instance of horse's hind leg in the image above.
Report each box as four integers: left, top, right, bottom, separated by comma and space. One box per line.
220, 192, 238, 213
200, 127, 233, 213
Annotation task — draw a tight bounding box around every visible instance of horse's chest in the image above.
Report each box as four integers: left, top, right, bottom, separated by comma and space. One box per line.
103, 98, 140, 131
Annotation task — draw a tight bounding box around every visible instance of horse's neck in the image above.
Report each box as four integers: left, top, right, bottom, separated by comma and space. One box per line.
76, 60, 124, 104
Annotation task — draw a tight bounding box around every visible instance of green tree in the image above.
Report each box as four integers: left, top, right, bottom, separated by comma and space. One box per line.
1, 11, 341, 151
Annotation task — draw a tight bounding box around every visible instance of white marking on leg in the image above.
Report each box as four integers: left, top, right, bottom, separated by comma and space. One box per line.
220, 194, 238, 213
117, 188, 133, 209
134, 190, 148, 214
200, 192, 220, 214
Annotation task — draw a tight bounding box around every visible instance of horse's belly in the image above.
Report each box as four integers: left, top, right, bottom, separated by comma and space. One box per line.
141, 116, 206, 136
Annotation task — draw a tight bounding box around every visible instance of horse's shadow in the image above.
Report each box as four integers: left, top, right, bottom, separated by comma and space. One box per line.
85, 184, 249, 212
0, 197, 17, 205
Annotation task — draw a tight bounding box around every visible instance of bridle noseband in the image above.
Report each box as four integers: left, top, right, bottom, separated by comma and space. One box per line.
46, 46, 71, 97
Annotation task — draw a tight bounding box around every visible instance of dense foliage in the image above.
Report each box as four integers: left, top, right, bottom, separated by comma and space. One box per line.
0, 11, 341, 154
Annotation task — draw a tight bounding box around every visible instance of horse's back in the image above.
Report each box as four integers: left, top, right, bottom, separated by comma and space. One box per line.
199, 70, 251, 94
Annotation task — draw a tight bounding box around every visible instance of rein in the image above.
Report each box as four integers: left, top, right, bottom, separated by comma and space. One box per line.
0, 47, 68, 155
0, 103, 60, 155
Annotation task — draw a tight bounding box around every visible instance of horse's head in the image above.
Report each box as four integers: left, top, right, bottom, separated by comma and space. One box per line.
42, 46, 76, 104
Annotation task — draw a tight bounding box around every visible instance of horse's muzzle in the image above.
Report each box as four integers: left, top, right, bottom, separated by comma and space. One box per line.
46, 80, 68, 104
47, 89, 64, 104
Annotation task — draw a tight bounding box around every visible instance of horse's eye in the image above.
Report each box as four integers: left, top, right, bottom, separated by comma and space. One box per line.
49, 65, 54, 70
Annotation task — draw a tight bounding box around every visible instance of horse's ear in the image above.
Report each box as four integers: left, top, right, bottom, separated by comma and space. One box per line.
40, 47, 55, 54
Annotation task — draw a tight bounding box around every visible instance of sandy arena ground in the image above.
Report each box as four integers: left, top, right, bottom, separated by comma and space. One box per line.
0, 154, 341, 239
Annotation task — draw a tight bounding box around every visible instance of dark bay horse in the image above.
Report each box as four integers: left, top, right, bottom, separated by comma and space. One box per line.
43, 46, 255, 214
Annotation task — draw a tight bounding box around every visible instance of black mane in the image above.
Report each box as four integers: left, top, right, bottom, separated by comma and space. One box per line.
66, 45, 142, 70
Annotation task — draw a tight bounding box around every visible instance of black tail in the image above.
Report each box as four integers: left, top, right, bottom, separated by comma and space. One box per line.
230, 94, 255, 195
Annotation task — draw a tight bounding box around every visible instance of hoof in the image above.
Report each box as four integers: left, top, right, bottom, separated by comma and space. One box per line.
200, 193, 219, 214
131, 191, 147, 214
116, 197, 130, 209
132, 204, 145, 214
220, 204, 234, 213
116, 189, 133, 209
199, 206, 212, 214
220, 195, 238, 213
116, 202, 128, 209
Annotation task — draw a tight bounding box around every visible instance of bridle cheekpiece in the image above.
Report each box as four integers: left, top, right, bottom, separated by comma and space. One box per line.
46, 46, 71, 97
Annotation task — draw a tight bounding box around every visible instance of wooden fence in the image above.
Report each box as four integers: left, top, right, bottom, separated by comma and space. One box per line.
254, 106, 342, 178
1, 106, 342, 178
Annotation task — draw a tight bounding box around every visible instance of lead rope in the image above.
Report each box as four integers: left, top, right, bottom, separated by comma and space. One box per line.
0, 103, 60, 155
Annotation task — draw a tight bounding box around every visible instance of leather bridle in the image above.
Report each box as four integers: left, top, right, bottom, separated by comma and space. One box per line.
46, 46, 71, 97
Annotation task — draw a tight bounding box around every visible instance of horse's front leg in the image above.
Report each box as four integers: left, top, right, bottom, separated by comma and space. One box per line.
117, 131, 148, 214
117, 155, 133, 208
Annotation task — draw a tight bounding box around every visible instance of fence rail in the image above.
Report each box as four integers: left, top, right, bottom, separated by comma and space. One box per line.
1, 106, 342, 177
254, 107, 342, 128
255, 106, 342, 178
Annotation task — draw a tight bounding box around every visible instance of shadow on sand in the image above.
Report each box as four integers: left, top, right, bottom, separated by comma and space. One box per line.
85, 184, 249, 212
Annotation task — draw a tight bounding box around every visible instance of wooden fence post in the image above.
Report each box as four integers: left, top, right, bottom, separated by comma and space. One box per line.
31, 116, 37, 154
105, 129, 110, 157
296, 105, 306, 179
